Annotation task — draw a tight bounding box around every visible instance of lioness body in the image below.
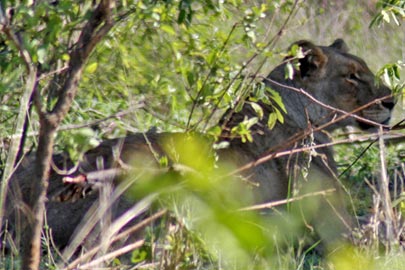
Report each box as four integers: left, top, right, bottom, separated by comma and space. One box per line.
4, 39, 393, 250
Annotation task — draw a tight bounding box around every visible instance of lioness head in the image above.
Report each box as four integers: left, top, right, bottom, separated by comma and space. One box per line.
268, 39, 394, 131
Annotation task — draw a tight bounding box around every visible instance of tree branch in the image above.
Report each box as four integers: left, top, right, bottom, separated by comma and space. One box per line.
20, 1, 116, 269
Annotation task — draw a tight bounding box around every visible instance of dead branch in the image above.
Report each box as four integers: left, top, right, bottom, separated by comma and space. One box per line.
61, 191, 156, 262
63, 209, 167, 270
239, 188, 336, 211
78, 240, 145, 269
377, 126, 397, 249
62, 168, 127, 185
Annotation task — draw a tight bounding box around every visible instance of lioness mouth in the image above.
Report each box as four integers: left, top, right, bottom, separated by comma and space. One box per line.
357, 116, 391, 130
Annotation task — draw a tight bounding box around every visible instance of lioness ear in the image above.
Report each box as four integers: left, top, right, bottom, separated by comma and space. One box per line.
291, 40, 327, 79
329, 39, 349, 52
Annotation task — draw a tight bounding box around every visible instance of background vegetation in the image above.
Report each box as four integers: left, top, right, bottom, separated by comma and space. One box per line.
0, 0, 405, 269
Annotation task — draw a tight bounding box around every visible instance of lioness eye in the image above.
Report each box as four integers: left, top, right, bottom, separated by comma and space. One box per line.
348, 73, 358, 80
346, 73, 360, 84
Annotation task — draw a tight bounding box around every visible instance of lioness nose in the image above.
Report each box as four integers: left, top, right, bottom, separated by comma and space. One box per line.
382, 100, 395, 110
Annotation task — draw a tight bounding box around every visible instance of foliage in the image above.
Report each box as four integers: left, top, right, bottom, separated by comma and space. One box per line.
370, 0, 405, 27
74, 0, 279, 137
371, 0, 405, 102
376, 62, 405, 96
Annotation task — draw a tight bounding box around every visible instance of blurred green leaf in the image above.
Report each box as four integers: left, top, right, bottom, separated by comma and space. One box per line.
267, 111, 278, 129
37, 47, 47, 64
85, 62, 98, 74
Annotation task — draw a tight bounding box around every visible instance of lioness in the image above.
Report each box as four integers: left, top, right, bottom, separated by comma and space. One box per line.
4, 39, 394, 253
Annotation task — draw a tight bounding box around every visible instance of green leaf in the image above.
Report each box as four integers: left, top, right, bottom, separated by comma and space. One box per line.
391, 11, 400, 25
85, 62, 98, 74
381, 10, 390, 23
246, 30, 256, 43
393, 64, 401, 80
267, 112, 278, 129
62, 53, 70, 62
289, 44, 304, 59
161, 24, 176, 35
131, 249, 148, 263
245, 117, 258, 129
267, 88, 287, 113
383, 69, 392, 88
275, 107, 284, 124
207, 125, 222, 137
37, 47, 47, 64
285, 62, 294, 80
250, 102, 263, 119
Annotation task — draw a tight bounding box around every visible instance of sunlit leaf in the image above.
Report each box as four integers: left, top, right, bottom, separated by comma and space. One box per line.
85, 62, 98, 74
62, 53, 70, 61
37, 47, 47, 64
267, 111, 278, 129
250, 102, 263, 119
381, 10, 390, 23
161, 24, 176, 35
285, 62, 294, 79
267, 88, 287, 113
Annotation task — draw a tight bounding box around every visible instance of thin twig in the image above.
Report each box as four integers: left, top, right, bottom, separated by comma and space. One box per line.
62, 168, 127, 184
239, 188, 336, 211
58, 103, 144, 131
265, 0, 301, 51
37, 66, 69, 82
338, 139, 377, 178
75, 240, 145, 269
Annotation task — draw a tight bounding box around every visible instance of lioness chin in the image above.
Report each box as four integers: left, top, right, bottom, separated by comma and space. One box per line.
4, 39, 394, 254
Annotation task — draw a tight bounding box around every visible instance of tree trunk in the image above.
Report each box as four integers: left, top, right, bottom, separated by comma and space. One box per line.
19, 1, 114, 269
21, 122, 57, 269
